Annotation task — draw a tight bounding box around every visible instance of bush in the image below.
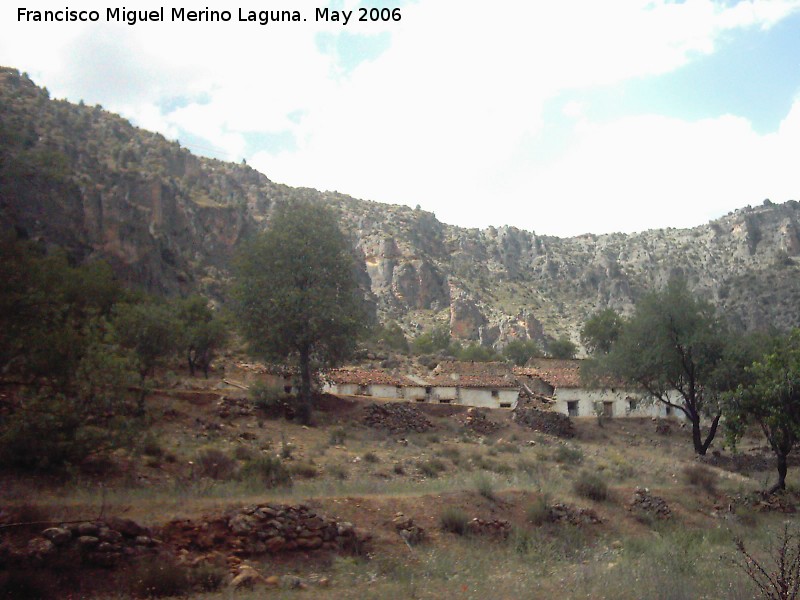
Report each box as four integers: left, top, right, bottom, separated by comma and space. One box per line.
250, 382, 288, 417
289, 461, 319, 479
191, 563, 227, 593
554, 445, 584, 465
475, 473, 496, 500
130, 557, 192, 598
194, 447, 238, 480
682, 464, 718, 494
239, 455, 292, 488
439, 507, 469, 535
417, 458, 447, 478
573, 471, 609, 502
527, 495, 553, 526
328, 428, 347, 446
327, 464, 349, 480
363, 451, 380, 463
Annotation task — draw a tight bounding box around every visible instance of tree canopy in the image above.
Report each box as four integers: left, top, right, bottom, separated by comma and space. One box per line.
548, 336, 578, 360
232, 199, 367, 422
596, 278, 729, 455
725, 330, 800, 492
580, 308, 623, 355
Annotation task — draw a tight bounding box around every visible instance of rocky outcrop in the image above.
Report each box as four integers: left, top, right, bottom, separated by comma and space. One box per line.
2, 67, 799, 351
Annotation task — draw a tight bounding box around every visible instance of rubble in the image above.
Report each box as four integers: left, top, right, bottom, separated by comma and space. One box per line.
513, 405, 574, 438
464, 518, 512, 539
462, 408, 502, 435
549, 503, 603, 525
362, 403, 434, 434
162, 503, 370, 558
392, 512, 426, 545
627, 487, 671, 519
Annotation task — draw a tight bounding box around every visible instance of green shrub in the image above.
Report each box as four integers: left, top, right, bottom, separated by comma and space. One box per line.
417, 458, 448, 478
495, 442, 521, 454
475, 473, 496, 500
130, 557, 192, 598
239, 455, 292, 488
289, 461, 319, 479
328, 428, 347, 446
194, 447, 238, 480
141, 432, 164, 458
527, 495, 552, 525
250, 381, 288, 417
363, 451, 380, 464
190, 563, 227, 593
682, 464, 718, 494
327, 464, 349, 480
439, 507, 469, 535
393, 463, 405, 475
554, 445, 583, 465
573, 471, 608, 502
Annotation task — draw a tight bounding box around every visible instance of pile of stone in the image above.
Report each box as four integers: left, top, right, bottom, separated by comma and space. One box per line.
549, 503, 603, 525
513, 406, 574, 438
163, 503, 369, 557
654, 419, 671, 435
217, 396, 254, 419
627, 487, 671, 519
10, 517, 158, 568
462, 408, 502, 435
362, 403, 434, 434
392, 512, 425, 545
464, 518, 511, 539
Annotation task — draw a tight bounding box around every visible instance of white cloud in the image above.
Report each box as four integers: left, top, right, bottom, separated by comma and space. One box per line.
2, 0, 800, 236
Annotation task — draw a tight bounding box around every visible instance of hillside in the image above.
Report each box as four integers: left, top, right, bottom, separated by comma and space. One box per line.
2, 66, 799, 351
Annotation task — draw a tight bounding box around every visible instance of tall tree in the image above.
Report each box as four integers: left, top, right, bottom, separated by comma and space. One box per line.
548, 336, 578, 359
598, 278, 727, 455
232, 200, 366, 423
113, 302, 180, 414
725, 330, 800, 493
580, 308, 624, 355
174, 295, 227, 377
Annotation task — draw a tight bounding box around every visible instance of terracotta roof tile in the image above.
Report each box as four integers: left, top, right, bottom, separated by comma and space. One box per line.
324, 369, 412, 387
429, 361, 518, 388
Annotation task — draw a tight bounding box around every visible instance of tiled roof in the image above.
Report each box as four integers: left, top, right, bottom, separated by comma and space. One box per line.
515, 358, 583, 389
429, 361, 518, 388
324, 369, 412, 387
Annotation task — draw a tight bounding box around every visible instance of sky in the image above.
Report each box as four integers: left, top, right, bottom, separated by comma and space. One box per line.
2, 0, 800, 237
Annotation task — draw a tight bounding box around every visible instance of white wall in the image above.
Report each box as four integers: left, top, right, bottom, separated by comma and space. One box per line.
403, 386, 428, 402
370, 384, 404, 399
431, 386, 458, 402
459, 387, 519, 409
553, 387, 687, 419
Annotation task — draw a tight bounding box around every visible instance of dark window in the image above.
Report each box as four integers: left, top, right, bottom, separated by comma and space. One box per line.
567, 401, 579, 417
491, 390, 499, 398
603, 401, 613, 418
499, 402, 511, 408
439, 398, 451, 404
284, 385, 292, 394
628, 399, 638, 412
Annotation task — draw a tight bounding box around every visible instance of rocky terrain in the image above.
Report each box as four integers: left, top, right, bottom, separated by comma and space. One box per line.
2, 66, 799, 352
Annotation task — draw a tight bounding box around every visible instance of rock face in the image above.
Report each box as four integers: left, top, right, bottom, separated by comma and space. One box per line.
2, 67, 800, 350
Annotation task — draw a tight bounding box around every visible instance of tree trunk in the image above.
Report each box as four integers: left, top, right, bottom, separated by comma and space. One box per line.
768, 452, 788, 494
688, 410, 720, 456
187, 350, 196, 377
298, 346, 312, 425
136, 372, 147, 416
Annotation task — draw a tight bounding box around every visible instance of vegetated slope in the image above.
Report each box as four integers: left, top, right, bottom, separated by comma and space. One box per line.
1, 66, 799, 350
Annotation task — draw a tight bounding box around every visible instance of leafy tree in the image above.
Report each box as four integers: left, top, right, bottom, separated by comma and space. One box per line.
502, 339, 542, 366
113, 301, 180, 413
548, 336, 578, 359
232, 200, 367, 423
580, 308, 623, 355
597, 278, 728, 455
456, 343, 500, 362
372, 321, 409, 353
174, 295, 227, 377
412, 325, 454, 355
725, 330, 800, 493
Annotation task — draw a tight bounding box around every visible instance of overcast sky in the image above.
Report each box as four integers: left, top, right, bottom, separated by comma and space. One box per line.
3, 1, 800, 236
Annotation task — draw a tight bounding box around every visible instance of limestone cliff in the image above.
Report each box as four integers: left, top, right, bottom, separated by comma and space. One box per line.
1, 67, 798, 351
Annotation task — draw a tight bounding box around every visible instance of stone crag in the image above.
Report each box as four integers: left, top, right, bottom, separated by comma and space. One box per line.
2, 67, 799, 351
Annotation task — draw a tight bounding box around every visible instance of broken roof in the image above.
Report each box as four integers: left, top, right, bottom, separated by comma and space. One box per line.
323, 368, 414, 387
429, 360, 518, 389
515, 358, 582, 389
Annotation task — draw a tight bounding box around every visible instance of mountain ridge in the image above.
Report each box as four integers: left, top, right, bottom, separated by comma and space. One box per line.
2, 66, 798, 351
